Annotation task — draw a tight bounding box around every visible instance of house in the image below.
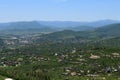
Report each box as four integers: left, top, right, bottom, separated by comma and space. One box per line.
5, 78, 13, 80
70, 72, 76, 76
89, 54, 100, 59
112, 53, 120, 57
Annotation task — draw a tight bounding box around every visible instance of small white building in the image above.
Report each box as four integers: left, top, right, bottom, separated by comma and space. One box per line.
5, 78, 13, 80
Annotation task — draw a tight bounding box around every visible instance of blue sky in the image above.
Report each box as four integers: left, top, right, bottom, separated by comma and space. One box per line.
0, 0, 120, 22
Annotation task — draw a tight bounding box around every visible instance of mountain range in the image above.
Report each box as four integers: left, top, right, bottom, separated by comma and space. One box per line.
39, 20, 120, 28
36, 23, 120, 42
0, 20, 120, 33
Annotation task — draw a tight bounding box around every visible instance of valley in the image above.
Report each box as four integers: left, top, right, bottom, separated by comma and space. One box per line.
0, 21, 120, 80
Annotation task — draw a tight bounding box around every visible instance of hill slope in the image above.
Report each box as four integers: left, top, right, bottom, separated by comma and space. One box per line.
36, 23, 120, 42
95, 23, 120, 37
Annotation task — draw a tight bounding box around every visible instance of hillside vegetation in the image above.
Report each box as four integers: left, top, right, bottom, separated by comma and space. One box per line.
0, 23, 120, 80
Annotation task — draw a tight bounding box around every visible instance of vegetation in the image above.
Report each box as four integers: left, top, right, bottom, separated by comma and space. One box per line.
0, 23, 120, 80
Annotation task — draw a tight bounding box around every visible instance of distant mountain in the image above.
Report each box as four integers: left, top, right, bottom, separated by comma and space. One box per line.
39, 20, 120, 28
0, 20, 120, 34
0, 21, 56, 34
39, 21, 87, 28
0, 21, 50, 29
36, 23, 120, 42
0, 21, 94, 33
0, 21, 94, 32
86, 20, 120, 27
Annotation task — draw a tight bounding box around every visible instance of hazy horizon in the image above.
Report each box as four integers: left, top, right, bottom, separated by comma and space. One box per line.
0, 19, 120, 24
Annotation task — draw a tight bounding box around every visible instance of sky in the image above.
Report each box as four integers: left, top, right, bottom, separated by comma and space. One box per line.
0, 0, 120, 22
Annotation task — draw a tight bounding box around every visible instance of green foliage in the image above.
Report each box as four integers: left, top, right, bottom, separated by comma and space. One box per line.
0, 23, 120, 80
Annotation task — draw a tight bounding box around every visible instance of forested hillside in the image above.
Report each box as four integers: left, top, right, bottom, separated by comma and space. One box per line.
0, 23, 120, 80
